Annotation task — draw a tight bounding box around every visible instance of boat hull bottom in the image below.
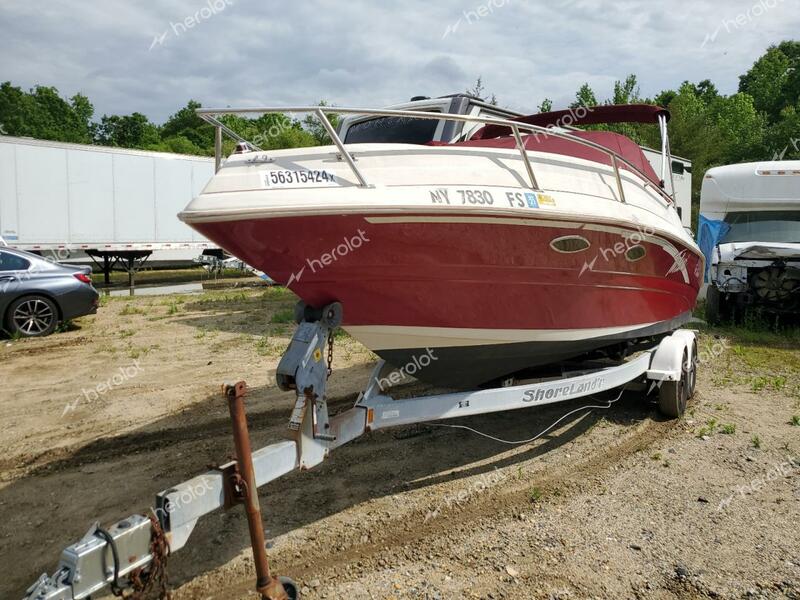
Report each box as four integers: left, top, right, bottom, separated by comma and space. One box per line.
372, 312, 692, 389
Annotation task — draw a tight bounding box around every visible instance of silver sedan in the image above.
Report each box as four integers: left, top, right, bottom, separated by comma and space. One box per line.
0, 247, 99, 337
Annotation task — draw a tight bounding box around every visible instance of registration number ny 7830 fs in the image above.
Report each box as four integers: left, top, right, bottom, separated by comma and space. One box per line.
261, 169, 339, 188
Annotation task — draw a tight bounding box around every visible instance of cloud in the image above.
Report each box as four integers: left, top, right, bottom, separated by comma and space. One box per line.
0, 0, 797, 123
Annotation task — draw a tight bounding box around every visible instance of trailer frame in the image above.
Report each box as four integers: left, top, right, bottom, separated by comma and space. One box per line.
24, 303, 697, 600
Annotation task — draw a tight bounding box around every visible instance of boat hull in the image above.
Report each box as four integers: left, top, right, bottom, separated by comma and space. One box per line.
190, 212, 702, 387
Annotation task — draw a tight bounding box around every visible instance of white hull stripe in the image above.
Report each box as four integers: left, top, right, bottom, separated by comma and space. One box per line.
344, 323, 658, 350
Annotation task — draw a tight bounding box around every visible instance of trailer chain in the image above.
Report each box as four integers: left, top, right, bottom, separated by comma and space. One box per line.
127, 514, 172, 599
326, 330, 334, 379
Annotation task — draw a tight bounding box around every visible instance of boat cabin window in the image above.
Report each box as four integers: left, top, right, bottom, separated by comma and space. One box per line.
721, 211, 800, 244
0, 251, 31, 271
550, 236, 591, 253
343, 115, 440, 144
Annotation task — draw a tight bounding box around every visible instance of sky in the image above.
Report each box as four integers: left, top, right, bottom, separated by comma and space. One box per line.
1, 0, 798, 124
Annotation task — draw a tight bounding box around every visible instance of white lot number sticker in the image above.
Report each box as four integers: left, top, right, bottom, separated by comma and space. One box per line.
261, 169, 339, 188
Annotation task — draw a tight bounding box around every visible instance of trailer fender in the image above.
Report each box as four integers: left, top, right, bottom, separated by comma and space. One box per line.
670, 329, 698, 363
646, 331, 694, 382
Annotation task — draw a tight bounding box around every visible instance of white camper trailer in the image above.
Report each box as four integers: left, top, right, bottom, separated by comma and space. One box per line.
700, 160, 800, 320
640, 147, 692, 230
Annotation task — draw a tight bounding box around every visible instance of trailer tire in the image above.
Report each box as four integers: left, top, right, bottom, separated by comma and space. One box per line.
658, 348, 689, 418
686, 339, 698, 399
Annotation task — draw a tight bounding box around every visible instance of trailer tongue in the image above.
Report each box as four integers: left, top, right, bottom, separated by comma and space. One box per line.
24, 304, 697, 600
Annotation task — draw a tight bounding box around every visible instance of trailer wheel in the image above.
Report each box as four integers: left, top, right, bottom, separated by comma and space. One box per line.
279, 576, 299, 600
686, 339, 698, 399
658, 348, 689, 418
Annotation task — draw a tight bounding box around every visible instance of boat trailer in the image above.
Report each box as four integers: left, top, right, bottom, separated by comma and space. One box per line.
24, 303, 697, 600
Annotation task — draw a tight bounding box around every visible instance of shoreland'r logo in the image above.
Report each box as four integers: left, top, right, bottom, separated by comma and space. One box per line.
522, 377, 605, 403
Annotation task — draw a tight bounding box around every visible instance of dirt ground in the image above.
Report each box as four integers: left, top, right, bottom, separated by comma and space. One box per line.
2, 283, 799, 600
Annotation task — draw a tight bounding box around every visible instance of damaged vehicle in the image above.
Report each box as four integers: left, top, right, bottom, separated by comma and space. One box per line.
699, 161, 800, 323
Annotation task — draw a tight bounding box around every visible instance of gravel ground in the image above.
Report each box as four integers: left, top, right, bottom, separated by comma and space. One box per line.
1, 286, 798, 600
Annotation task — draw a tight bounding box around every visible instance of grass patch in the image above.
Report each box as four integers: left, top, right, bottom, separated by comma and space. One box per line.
720, 423, 736, 435
527, 487, 543, 503
127, 346, 150, 359
255, 336, 289, 357
696, 322, 800, 394
791, 415, 800, 427
55, 320, 76, 333
270, 309, 295, 324
119, 304, 145, 316
751, 434, 762, 449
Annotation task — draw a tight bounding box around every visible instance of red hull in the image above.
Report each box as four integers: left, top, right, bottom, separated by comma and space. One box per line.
191, 213, 700, 386
193, 214, 702, 331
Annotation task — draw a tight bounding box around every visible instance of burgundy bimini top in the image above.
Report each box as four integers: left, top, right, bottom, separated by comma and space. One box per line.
461, 104, 670, 186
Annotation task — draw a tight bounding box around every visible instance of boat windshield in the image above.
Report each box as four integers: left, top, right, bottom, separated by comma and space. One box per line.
343, 115, 439, 144
720, 210, 800, 244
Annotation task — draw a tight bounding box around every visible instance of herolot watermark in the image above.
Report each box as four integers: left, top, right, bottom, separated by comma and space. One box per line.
579, 221, 655, 278
286, 229, 370, 286
0, 249, 73, 294
529, 102, 595, 143
772, 137, 800, 161
701, 0, 786, 48
425, 467, 508, 521
442, 0, 512, 39
62, 361, 145, 416
717, 455, 799, 511
152, 477, 216, 521
150, 0, 235, 50
250, 120, 295, 148
377, 348, 439, 391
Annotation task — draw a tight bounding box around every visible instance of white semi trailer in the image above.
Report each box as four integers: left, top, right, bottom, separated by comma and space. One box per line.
0, 136, 219, 283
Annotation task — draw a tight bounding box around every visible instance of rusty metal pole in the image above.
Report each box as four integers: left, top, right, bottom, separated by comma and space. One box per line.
224, 381, 289, 600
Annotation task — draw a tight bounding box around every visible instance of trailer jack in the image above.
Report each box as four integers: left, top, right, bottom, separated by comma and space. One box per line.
224, 381, 295, 600
24, 303, 697, 600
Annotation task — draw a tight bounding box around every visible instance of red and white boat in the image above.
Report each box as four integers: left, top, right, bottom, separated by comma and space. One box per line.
180, 104, 703, 387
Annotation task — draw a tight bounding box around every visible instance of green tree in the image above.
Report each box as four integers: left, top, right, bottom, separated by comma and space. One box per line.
160, 100, 215, 151
611, 74, 640, 105
763, 102, 800, 160
0, 82, 94, 143
466, 76, 498, 105
572, 83, 598, 108
739, 41, 800, 123
92, 112, 160, 148
708, 92, 766, 164
301, 101, 341, 145
537, 98, 553, 113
